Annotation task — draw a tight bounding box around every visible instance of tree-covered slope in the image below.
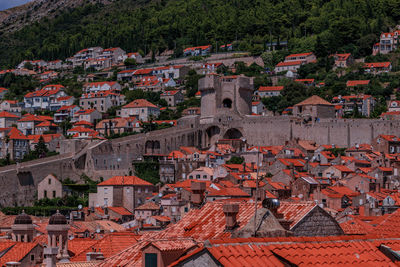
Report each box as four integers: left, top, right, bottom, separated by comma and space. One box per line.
0, 0, 399, 67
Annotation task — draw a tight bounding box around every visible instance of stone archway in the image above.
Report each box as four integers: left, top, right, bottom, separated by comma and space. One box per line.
223, 128, 243, 139
222, 98, 233, 108
145, 140, 161, 154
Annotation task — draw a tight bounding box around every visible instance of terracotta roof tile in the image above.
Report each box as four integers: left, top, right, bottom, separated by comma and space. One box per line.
108, 207, 133, 216
0, 111, 19, 118
70, 233, 140, 261
8, 127, 28, 140
135, 202, 160, 210
98, 176, 153, 186
123, 99, 158, 109
346, 80, 370, 87
294, 95, 332, 106
0, 242, 39, 266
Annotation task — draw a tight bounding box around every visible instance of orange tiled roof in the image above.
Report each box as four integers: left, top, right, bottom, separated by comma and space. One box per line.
98, 176, 153, 186
258, 86, 284, 92
0, 111, 19, 118
333, 165, 354, 173
36, 120, 57, 127
123, 99, 158, 109
70, 232, 140, 261
0, 242, 39, 266
173, 235, 400, 266
99, 238, 197, 266
268, 238, 396, 266
346, 80, 370, 87
277, 201, 316, 229
364, 62, 391, 68
294, 95, 332, 106
340, 217, 374, 235
276, 60, 304, 67
108, 206, 133, 216
8, 127, 28, 140
286, 52, 313, 58
135, 202, 160, 210
206, 243, 284, 266
374, 208, 400, 237
207, 186, 250, 197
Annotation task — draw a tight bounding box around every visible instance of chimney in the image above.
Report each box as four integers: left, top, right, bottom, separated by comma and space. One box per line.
86, 250, 104, 261
289, 163, 295, 177
255, 188, 265, 202
304, 157, 309, 172
223, 203, 239, 230
191, 181, 206, 207
363, 202, 371, 217
43, 247, 58, 267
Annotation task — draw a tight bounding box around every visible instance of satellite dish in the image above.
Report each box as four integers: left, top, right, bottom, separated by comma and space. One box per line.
158, 193, 163, 197
262, 198, 280, 210
78, 205, 83, 210
110, 229, 114, 233
286, 71, 294, 78
96, 228, 100, 233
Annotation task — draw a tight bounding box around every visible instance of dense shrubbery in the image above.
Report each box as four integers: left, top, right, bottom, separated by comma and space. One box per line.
133, 159, 160, 185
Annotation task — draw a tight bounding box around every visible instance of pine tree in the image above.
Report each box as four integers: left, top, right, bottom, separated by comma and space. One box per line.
34, 136, 48, 158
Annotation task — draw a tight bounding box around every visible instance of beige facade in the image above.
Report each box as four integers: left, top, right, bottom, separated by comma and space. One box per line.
120, 99, 160, 121
293, 95, 335, 119
37, 174, 63, 199
94, 183, 155, 212
80, 93, 125, 113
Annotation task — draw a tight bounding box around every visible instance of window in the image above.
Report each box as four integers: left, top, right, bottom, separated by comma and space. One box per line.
44, 190, 47, 198
52, 191, 56, 198
31, 254, 35, 261
104, 198, 108, 206
145, 253, 157, 267
104, 188, 108, 194
48, 179, 51, 185
203, 175, 207, 179
196, 174, 200, 179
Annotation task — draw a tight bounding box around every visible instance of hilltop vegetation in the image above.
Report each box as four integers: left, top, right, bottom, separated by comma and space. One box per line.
0, 0, 399, 67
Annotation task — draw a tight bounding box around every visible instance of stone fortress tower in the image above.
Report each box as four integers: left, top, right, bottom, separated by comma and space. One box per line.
199, 74, 254, 123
